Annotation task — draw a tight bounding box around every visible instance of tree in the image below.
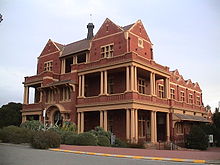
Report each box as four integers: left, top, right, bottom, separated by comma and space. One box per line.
0, 102, 22, 128
212, 109, 220, 146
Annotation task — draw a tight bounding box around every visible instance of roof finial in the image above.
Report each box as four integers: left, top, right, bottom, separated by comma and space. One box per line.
89, 14, 92, 22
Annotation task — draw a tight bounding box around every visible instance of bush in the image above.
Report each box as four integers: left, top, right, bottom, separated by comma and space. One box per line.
31, 131, 61, 149
127, 142, 145, 149
0, 126, 33, 144
64, 133, 78, 145
76, 132, 97, 146
186, 125, 208, 150
112, 138, 127, 148
97, 135, 110, 146
60, 122, 77, 132
89, 126, 111, 140
20, 120, 43, 131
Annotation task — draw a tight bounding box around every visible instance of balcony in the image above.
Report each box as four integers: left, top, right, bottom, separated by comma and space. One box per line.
77, 92, 170, 107
22, 103, 43, 112
73, 52, 169, 74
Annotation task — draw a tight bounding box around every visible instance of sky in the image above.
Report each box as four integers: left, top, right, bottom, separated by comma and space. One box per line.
0, 0, 220, 111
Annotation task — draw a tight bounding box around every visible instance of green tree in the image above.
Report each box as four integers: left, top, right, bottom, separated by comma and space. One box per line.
0, 102, 22, 128
212, 108, 220, 146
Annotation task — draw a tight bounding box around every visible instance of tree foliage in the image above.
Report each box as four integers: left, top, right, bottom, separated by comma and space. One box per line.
0, 102, 22, 128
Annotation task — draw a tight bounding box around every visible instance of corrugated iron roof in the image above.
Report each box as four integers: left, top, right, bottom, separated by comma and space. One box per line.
173, 113, 210, 123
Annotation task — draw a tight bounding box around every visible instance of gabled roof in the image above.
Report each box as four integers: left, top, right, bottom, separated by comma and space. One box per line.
61, 39, 90, 57
54, 41, 64, 51
122, 23, 135, 31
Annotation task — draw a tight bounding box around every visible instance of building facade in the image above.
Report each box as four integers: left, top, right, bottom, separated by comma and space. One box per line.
21, 18, 210, 144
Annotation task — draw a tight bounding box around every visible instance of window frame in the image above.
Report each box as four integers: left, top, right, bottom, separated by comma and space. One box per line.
101, 44, 114, 58
44, 60, 53, 72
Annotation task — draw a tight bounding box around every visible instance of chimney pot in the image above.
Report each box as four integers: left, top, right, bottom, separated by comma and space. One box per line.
87, 23, 94, 40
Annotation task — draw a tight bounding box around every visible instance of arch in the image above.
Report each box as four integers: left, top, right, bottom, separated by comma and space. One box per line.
45, 104, 66, 125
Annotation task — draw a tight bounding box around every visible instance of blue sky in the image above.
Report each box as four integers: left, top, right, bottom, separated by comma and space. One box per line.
0, 0, 219, 111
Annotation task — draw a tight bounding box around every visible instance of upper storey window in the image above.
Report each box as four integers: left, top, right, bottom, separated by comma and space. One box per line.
180, 91, 185, 102
138, 78, 146, 94
101, 44, 114, 58
44, 61, 53, 71
196, 96, 201, 105
189, 94, 193, 104
158, 84, 164, 98
170, 88, 175, 99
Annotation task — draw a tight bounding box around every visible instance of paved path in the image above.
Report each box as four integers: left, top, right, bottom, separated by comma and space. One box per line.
59, 145, 220, 162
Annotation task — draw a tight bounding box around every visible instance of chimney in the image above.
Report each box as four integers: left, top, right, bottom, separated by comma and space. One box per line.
87, 23, 94, 40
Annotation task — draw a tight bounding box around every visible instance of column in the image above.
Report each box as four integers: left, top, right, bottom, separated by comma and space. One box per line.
86, 53, 89, 63
23, 86, 29, 104
61, 59, 66, 74
80, 112, 84, 133
164, 78, 170, 99
150, 72, 156, 95
126, 109, 131, 141
82, 75, 85, 97
154, 111, 157, 142
134, 66, 138, 91
100, 111, 103, 128
73, 56, 77, 64
134, 109, 138, 143
126, 67, 130, 91
130, 66, 134, 91
77, 112, 81, 133
130, 109, 135, 143
78, 76, 82, 97
166, 113, 170, 142
100, 72, 104, 95
151, 111, 155, 143
22, 115, 26, 123
104, 71, 108, 95
103, 110, 108, 131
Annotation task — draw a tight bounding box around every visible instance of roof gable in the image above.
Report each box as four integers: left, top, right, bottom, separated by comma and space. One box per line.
93, 18, 123, 40
129, 20, 152, 43
40, 39, 61, 56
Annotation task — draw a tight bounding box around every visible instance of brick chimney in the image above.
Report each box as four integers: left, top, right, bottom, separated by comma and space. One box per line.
87, 23, 94, 40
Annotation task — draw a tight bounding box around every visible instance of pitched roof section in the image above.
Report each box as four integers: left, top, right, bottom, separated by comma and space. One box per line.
40, 39, 61, 57
54, 41, 64, 51
122, 23, 135, 31
61, 39, 90, 57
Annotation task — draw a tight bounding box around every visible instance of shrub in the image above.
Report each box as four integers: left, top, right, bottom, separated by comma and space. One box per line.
60, 122, 77, 132
31, 131, 61, 149
97, 135, 110, 146
64, 133, 78, 145
0, 126, 33, 144
20, 120, 43, 131
127, 142, 145, 149
76, 132, 97, 146
112, 138, 127, 148
186, 125, 208, 150
89, 126, 111, 140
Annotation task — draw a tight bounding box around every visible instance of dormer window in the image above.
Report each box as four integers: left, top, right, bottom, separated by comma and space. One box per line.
138, 38, 144, 48
44, 61, 53, 71
101, 44, 114, 58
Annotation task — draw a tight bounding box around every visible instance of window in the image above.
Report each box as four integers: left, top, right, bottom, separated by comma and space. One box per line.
44, 61, 53, 71
180, 91, 185, 102
189, 94, 193, 104
138, 38, 144, 48
77, 53, 87, 63
45, 89, 54, 103
101, 44, 113, 58
158, 84, 164, 98
170, 88, 175, 99
60, 87, 71, 101
196, 96, 201, 105
175, 123, 183, 134
65, 57, 73, 73
138, 116, 146, 138
107, 77, 114, 94
138, 78, 145, 94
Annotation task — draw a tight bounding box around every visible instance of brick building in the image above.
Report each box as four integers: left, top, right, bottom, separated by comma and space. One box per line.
21, 18, 210, 144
